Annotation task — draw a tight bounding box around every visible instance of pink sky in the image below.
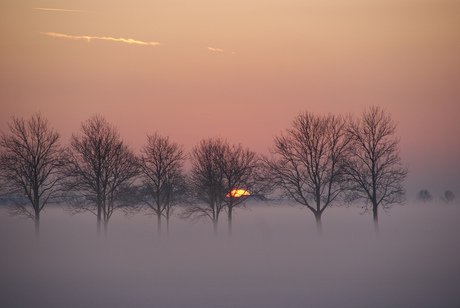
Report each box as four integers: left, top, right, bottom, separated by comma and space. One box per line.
1, 0, 459, 197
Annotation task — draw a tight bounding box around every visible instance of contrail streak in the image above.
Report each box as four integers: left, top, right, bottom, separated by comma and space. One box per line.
40, 32, 161, 46
32, 8, 85, 12
208, 47, 225, 52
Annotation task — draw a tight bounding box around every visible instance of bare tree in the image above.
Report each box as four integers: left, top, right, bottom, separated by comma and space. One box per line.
184, 138, 261, 234
416, 189, 432, 203
0, 113, 65, 236
264, 112, 350, 234
441, 190, 455, 203
139, 133, 186, 235
184, 138, 226, 233
215, 140, 260, 235
64, 115, 138, 234
345, 106, 408, 234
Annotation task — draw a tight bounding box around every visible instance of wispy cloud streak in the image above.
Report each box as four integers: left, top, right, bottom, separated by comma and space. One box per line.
32, 8, 85, 12
40, 32, 161, 46
208, 47, 225, 52
208, 47, 236, 55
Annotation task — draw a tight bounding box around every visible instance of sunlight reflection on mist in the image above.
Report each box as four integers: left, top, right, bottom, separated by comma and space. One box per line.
1, 201, 459, 307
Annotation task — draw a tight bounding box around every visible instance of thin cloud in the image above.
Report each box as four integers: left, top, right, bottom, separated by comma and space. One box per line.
208, 47, 236, 55
32, 8, 85, 13
40, 32, 161, 46
208, 47, 225, 52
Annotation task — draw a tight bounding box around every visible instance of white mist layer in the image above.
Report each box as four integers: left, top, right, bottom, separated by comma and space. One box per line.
0, 201, 459, 307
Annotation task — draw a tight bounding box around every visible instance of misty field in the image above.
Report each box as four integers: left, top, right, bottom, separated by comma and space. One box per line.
1, 201, 459, 308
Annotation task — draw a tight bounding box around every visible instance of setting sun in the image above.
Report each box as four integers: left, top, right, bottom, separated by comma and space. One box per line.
227, 189, 250, 198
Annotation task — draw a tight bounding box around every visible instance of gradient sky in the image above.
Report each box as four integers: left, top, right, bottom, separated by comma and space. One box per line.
1, 0, 459, 197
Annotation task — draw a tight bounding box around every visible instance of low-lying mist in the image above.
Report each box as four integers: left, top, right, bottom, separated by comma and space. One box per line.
1, 201, 459, 308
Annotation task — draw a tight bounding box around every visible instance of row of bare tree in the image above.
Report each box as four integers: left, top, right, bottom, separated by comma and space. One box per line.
265, 106, 408, 234
416, 189, 455, 203
0, 106, 407, 236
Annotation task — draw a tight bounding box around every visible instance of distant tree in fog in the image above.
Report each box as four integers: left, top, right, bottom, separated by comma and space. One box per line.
416, 189, 432, 203
344, 106, 408, 234
441, 190, 455, 203
0, 113, 65, 236
184, 138, 225, 233
64, 115, 138, 234
138, 133, 186, 235
184, 138, 261, 234
263, 112, 350, 234
214, 139, 261, 235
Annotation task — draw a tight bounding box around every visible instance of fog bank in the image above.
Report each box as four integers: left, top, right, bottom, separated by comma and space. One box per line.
1, 201, 459, 307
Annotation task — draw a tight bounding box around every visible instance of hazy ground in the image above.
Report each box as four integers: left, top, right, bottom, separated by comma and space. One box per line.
1, 200, 459, 308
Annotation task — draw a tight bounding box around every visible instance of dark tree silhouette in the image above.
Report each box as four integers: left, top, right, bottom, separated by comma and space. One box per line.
264, 112, 350, 234
64, 115, 138, 234
0, 113, 65, 236
184, 138, 260, 234
139, 133, 186, 235
441, 190, 455, 203
214, 139, 260, 235
345, 106, 408, 234
183, 138, 225, 233
416, 189, 432, 203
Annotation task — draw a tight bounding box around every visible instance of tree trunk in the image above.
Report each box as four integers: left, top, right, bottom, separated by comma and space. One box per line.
97, 205, 102, 235
34, 213, 40, 240
373, 205, 379, 236
157, 214, 162, 236
213, 219, 218, 234
104, 221, 108, 237
372, 183, 379, 236
228, 206, 233, 236
34, 190, 40, 239
166, 216, 170, 237
314, 212, 322, 235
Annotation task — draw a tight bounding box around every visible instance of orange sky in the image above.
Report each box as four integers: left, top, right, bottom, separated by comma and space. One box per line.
1, 0, 459, 196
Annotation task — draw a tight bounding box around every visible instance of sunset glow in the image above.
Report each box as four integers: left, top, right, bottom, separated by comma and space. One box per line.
227, 190, 250, 198
1, 0, 459, 196
1, 1, 460, 306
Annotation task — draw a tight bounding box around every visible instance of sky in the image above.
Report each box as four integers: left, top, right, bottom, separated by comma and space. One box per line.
1, 0, 459, 197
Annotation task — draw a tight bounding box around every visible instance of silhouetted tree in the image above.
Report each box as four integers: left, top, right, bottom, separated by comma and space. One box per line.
139, 133, 186, 235
183, 138, 226, 233
214, 139, 260, 235
0, 113, 65, 236
441, 190, 455, 203
416, 189, 432, 203
264, 112, 350, 234
344, 106, 408, 234
64, 115, 138, 234
184, 138, 261, 234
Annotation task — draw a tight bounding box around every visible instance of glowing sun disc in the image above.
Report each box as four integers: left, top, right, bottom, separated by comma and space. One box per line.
227, 189, 250, 197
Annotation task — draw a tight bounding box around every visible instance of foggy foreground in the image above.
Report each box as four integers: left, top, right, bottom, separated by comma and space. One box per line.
1, 201, 459, 308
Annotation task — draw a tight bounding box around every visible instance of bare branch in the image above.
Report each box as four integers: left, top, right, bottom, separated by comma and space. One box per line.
138, 133, 186, 235
63, 115, 139, 233
0, 113, 65, 234
344, 106, 408, 232
263, 112, 350, 233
